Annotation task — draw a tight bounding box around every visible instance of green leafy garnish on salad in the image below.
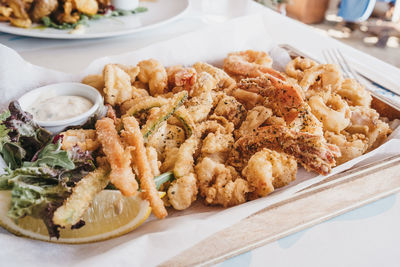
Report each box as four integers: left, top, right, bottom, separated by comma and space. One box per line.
41, 7, 148, 30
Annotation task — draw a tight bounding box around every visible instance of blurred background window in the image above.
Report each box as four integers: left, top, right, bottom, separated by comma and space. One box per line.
256, 0, 400, 67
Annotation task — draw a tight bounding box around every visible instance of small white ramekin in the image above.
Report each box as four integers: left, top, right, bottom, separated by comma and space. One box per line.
111, 0, 139, 10
18, 83, 103, 133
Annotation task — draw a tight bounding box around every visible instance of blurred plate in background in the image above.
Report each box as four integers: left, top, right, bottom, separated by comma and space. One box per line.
0, 0, 189, 39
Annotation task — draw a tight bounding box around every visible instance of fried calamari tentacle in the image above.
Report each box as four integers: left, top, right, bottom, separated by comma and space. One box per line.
195, 157, 249, 207
95, 118, 138, 196
325, 131, 368, 165
106, 104, 123, 130
61, 129, 100, 152
213, 94, 247, 128
138, 59, 168, 96
167, 173, 198, 210
103, 64, 133, 106
242, 148, 297, 198
121, 116, 167, 219
347, 106, 392, 150
337, 78, 372, 107
235, 106, 272, 139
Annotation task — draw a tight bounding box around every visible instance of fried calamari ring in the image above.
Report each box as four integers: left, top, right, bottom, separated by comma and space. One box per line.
300, 64, 343, 92
121, 116, 167, 219
95, 118, 138, 196
286, 57, 317, 81
223, 50, 285, 81
308, 93, 351, 133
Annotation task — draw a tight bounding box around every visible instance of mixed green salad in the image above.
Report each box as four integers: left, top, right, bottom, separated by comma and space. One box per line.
0, 101, 96, 238
0, 101, 173, 238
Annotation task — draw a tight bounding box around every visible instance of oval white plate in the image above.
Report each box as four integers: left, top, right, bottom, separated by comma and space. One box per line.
0, 0, 189, 39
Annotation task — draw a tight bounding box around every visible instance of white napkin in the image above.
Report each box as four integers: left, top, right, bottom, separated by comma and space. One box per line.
0, 15, 399, 267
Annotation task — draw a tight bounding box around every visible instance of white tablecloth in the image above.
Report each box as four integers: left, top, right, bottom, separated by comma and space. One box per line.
1, 1, 400, 266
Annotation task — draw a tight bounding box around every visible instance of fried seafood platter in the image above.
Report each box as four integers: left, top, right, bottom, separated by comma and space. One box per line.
0, 49, 394, 242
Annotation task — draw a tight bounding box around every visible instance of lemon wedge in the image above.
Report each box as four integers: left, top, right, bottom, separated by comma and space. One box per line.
0, 190, 161, 244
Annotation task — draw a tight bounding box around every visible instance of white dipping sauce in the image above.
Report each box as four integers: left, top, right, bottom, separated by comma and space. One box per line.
27, 95, 93, 121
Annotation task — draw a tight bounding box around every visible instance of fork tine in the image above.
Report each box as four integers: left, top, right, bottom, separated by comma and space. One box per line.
332, 49, 351, 79
322, 49, 333, 64
322, 50, 329, 64
333, 49, 354, 80
332, 49, 352, 79
336, 49, 358, 81
327, 49, 337, 64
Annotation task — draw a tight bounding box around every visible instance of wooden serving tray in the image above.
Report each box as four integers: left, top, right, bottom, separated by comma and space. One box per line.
163, 155, 400, 266
161, 47, 400, 266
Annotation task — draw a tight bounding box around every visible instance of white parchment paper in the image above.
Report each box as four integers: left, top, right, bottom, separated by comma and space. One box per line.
0, 15, 399, 267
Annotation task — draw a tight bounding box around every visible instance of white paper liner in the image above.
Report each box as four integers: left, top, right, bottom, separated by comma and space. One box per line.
0, 15, 399, 266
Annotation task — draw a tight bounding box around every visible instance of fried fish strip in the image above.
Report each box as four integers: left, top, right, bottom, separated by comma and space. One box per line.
95, 118, 138, 196
121, 116, 167, 219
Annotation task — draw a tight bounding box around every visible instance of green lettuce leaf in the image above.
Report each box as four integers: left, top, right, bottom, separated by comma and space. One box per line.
2, 166, 69, 237
0, 101, 51, 169
24, 140, 75, 170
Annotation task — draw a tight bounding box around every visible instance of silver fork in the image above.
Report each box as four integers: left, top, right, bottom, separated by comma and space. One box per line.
322, 49, 358, 80
322, 48, 400, 109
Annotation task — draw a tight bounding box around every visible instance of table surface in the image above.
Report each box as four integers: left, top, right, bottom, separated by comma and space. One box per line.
1, 1, 400, 266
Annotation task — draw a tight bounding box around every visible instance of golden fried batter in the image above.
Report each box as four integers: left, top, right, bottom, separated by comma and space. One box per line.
103, 64, 134, 106
242, 149, 297, 198
61, 129, 100, 152
121, 116, 167, 219
195, 157, 249, 207
95, 118, 138, 196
